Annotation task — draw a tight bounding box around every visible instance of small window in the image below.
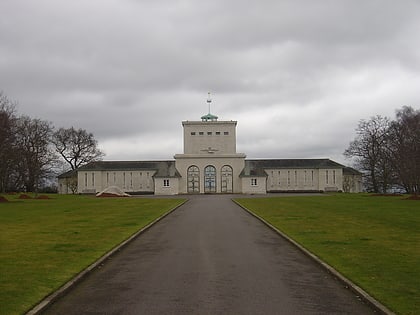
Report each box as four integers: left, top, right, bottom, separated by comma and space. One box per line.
191, 132, 196, 135
216, 131, 221, 135
207, 132, 212, 135
199, 132, 204, 135
251, 178, 257, 186
163, 179, 170, 187
224, 131, 229, 135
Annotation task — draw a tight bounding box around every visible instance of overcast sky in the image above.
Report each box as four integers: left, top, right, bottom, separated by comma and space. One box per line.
1, 0, 419, 165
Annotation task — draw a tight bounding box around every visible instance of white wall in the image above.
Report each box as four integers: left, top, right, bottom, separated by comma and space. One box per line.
154, 178, 179, 195
175, 155, 245, 194
265, 168, 319, 191
318, 168, 343, 192
78, 170, 156, 194
264, 168, 343, 192
241, 177, 267, 194
183, 121, 237, 154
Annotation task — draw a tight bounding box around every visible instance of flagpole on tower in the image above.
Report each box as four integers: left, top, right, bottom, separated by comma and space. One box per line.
207, 92, 212, 114
201, 92, 218, 121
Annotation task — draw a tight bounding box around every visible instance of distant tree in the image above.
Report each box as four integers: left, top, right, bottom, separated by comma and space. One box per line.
52, 127, 104, 170
387, 106, 420, 194
65, 174, 78, 194
344, 115, 392, 193
14, 116, 57, 192
0, 92, 18, 192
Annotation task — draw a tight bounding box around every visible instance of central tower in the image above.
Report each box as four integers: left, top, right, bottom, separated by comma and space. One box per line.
174, 94, 246, 194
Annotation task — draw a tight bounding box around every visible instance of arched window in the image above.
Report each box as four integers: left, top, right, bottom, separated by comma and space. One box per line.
204, 165, 216, 193
187, 166, 200, 193
221, 165, 233, 193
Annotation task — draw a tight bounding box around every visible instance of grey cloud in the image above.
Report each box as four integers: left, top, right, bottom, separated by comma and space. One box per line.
1, 0, 420, 163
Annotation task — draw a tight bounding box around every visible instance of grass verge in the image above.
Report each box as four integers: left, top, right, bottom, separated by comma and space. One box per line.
0, 194, 185, 315
234, 194, 419, 315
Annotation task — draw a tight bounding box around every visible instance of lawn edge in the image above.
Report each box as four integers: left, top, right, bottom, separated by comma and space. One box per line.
26, 199, 188, 315
232, 199, 396, 315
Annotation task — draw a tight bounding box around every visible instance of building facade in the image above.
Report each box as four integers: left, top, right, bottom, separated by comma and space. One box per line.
58, 112, 362, 195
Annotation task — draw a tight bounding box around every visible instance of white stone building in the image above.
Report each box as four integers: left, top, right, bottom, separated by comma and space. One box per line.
58, 109, 362, 195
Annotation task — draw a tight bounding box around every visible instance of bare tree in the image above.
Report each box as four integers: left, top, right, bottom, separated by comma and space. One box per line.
388, 106, 420, 194
0, 92, 18, 192
53, 127, 104, 170
14, 116, 57, 192
344, 115, 392, 193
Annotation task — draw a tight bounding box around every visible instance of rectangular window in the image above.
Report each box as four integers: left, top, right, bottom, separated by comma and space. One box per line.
199, 132, 204, 135
114, 172, 116, 183
207, 131, 212, 135
333, 170, 336, 184
85, 173, 88, 187
326, 170, 329, 184
251, 178, 257, 186
311, 171, 314, 185
287, 171, 290, 185
163, 179, 170, 187
216, 131, 221, 135
294, 171, 297, 186
224, 131, 229, 135
107, 172, 109, 185
130, 172, 133, 187
191, 132, 196, 135
92, 173, 95, 187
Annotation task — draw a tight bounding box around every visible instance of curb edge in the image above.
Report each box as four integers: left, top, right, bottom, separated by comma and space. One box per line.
26, 199, 188, 315
232, 199, 396, 315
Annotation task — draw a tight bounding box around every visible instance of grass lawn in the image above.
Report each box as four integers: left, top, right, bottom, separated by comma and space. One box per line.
235, 194, 420, 315
0, 194, 185, 315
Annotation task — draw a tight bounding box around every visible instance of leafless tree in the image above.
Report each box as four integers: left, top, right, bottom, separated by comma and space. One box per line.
14, 116, 57, 192
52, 127, 104, 170
344, 115, 392, 193
0, 92, 18, 192
387, 106, 420, 194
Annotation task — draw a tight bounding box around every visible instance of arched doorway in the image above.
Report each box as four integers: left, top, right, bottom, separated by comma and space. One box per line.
204, 165, 216, 193
187, 165, 200, 193
221, 165, 233, 193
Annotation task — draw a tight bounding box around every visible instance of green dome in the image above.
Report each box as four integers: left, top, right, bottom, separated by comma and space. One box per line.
201, 113, 218, 121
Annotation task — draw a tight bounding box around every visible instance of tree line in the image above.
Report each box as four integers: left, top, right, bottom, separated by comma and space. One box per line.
344, 106, 419, 194
0, 92, 103, 193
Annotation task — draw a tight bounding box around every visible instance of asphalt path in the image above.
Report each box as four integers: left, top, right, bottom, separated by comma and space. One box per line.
41, 195, 375, 314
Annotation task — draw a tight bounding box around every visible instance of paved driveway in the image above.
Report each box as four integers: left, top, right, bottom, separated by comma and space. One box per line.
42, 195, 375, 314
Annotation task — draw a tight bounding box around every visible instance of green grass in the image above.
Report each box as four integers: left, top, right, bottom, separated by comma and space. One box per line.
234, 194, 420, 315
0, 194, 185, 315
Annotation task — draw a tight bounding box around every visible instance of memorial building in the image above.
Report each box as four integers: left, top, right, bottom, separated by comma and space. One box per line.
58, 96, 362, 195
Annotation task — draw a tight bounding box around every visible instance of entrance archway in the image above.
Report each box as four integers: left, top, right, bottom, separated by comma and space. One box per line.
204, 165, 216, 193
221, 165, 233, 193
187, 165, 200, 193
